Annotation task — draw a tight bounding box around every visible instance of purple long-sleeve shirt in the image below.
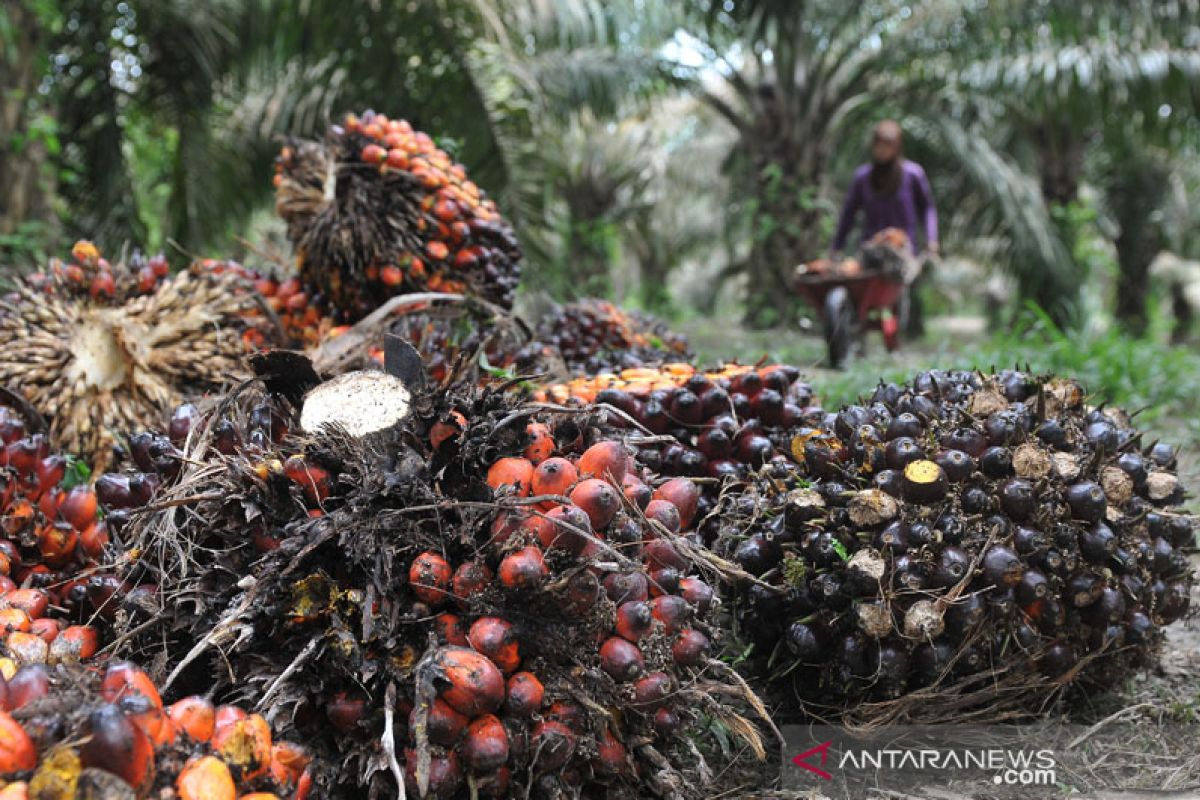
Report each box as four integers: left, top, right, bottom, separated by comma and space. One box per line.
831, 160, 938, 253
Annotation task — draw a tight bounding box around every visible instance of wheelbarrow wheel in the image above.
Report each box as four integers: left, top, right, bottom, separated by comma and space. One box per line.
823, 286, 855, 368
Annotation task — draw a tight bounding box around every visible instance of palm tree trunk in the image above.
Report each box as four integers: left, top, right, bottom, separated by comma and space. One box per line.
0, 1, 55, 246
1109, 155, 1168, 336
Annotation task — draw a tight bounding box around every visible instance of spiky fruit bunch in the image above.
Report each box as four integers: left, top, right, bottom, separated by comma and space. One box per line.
99, 363, 766, 798
516, 300, 692, 377
0, 660, 312, 798
273, 110, 522, 323
192, 259, 332, 350
717, 369, 1195, 723
0, 242, 270, 470
536, 363, 821, 491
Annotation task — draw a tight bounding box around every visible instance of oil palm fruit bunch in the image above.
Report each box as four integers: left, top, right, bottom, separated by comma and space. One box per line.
716, 369, 1195, 724
536, 363, 822, 496
0, 659, 313, 798
193, 259, 330, 350
98, 354, 767, 798
0, 241, 271, 471
274, 110, 522, 324
515, 300, 692, 377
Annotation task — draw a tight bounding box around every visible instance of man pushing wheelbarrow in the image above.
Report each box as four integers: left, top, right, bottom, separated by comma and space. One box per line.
794, 120, 940, 367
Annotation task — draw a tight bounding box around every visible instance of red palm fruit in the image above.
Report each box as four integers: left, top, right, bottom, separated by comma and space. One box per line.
452, 561, 492, 609
0, 608, 29, 633
282, 456, 331, 506
268, 741, 312, 790
403, 748, 462, 799
614, 601, 654, 643
504, 672, 544, 717
37, 522, 77, 567
653, 707, 681, 735
176, 755, 235, 800
592, 727, 628, 777
678, 577, 715, 614
409, 551, 453, 606
649, 568, 681, 599
35, 456, 66, 497
523, 423, 554, 464
102, 662, 172, 747
0, 711, 34, 772
7, 666, 49, 710
214, 705, 247, 732
530, 721, 576, 771
577, 441, 628, 484
498, 546, 547, 589
81, 704, 155, 791
5, 589, 49, 619
168, 696, 216, 743
434, 612, 468, 647
651, 595, 691, 635
212, 714, 273, 782
569, 479, 621, 530
488, 511, 525, 549
430, 411, 468, 450
48, 625, 98, 663
530, 457, 578, 500
604, 571, 650, 604
468, 617, 521, 675
540, 505, 592, 555
57, 485, 97, 531
563, 571, 601, 616
412, 698, 467, 746
599, 636, 645, 682
326, 692, 366, 733
672, 629, 711, 667
462, 714, 509, 772
29, 618, 61, 645
622, 475, 653, 510
79, 522, 109, 560
486, 457, 534, 496
633, 672, 673, 708
518, 513, 554, 549
652, 478, 700, 529
644, 499, 681, 534
1, 500, 33, 537
361, 144, 387, 163
36, 487, 59, 520
643, 539, 685, 572
433, 647, 506, 716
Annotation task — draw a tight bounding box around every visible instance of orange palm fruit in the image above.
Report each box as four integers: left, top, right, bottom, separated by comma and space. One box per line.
467, 617, 520, 675
433, 647, 505, 717
408, 551, 453, 606
167, 696, 216, 743
530, 457, 577, 499
503, 671, 544, 717
176, 756, 235, 800
4, 590, 48, 620
577, 441, 628, 484
0, 609, 30, 633
212, 714, 272, 782
47, 625, 98, 663
451, 561, 492, 609
0, 710, 36, 772
652, 478, 701, 529
461, 714, 509, 773
523, 423, 554, 464
433, 612, 468, 647
497, 545, 547, 590
486, 457, 534, 496
569, 478, 621, 530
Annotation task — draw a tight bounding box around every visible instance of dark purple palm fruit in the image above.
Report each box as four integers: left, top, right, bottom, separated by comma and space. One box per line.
1064, 482, 1106, 523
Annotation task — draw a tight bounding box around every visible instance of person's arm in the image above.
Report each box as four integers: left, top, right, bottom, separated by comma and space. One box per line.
831, 174, 864, 253
914, 165, 939, 253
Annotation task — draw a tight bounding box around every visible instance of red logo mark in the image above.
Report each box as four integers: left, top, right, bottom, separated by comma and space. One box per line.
791, 740, 834, 780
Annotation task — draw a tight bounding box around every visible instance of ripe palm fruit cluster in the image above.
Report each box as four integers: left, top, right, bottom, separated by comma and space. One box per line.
0, 241, 269, 470
0, 660, 312, 798
716, 369, 1195, 723
192, 259, 331, 350
274, 109, 522, 323
515, 300, 692, 377
537, 363, 821, 493
98, 360, 765, 798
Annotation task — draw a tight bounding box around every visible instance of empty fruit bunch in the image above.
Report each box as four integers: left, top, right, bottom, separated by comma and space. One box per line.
716, 369, 1195, 724
274, 109, 522, 324
97, 360, 767, 798
0, 241, 269, 471
515, 300, 693, 377
0, 659, 312, 798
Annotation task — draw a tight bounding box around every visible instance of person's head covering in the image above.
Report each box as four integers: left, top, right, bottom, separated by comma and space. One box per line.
870, 119, 904, 195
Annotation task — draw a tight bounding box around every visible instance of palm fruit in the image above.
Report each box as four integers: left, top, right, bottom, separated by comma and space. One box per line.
716, 369, 1195, 723
536, 362, 821, 512
0, 659, 313, 798
515, 300, 692, 376
273, 109, 522, 323
192, 258, 334, 351
0, 242, 271, 470
99, 356, 767, 798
